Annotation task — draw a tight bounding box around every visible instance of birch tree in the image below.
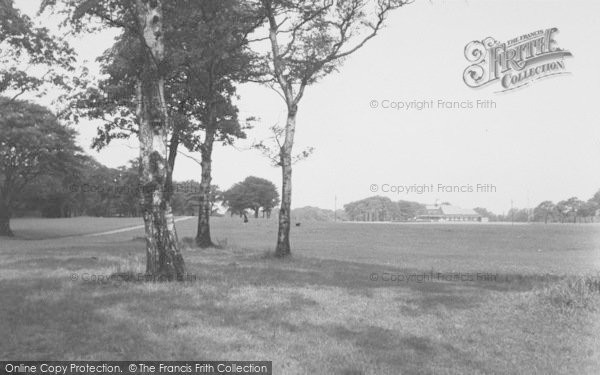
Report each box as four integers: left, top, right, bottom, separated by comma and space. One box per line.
258, 0, 411, 256
44, 0, 185, 279
134, 0, 184, 279
58, 1, 262, 249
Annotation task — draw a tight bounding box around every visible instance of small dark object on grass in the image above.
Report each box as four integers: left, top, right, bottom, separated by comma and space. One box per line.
296, 222, 301, 227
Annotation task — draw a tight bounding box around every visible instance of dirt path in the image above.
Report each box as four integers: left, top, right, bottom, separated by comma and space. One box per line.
82, 216, 195, 237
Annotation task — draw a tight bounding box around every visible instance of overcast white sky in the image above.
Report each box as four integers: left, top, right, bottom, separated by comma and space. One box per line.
14, 0, 600, 214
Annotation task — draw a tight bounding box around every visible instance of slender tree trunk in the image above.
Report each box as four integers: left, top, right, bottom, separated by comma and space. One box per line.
275, 110, 296, 257
0, 200, 13, 237
195, 129, 215, 248
136, 0, 184, 280
164, 107, 185, 247
166, 117, 179, 191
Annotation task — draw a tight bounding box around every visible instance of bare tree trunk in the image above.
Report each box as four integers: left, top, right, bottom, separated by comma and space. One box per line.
195, 129, 215, 248
136, 0, 184, 280
166, 118, 179, 191
275, 110, 296, 257
0, 200, 13, 237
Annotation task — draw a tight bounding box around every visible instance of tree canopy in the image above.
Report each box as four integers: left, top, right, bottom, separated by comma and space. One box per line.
344, 196, 425, 222
0, 97, 80, 235
0, 0, 74, 104
222, 176, 280, 218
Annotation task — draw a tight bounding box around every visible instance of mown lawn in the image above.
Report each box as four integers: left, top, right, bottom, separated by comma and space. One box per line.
1, 217, 599, 374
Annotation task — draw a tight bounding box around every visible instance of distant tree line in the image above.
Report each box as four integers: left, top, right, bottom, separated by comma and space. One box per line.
13, 155, 225, 219
504, 192, 600, 223
15, 162, 281, 223
533, 194, 600, 223
0, 100, 279, 225
342, 192, 600, 224
344, 196, 426, 222
474, 191, 600, 223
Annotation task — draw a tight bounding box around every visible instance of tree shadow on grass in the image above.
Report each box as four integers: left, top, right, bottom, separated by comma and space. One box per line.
0, 267, 328, 360
0, 277, 152, 359
0, 238, 578, 371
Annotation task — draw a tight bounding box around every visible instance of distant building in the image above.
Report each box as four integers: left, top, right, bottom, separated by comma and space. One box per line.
416, 204, 486, 222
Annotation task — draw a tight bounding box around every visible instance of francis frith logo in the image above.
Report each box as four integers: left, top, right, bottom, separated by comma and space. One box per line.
463, 28, 572, 92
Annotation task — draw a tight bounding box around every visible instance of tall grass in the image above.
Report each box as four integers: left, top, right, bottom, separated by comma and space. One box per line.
538, 274, 600, 312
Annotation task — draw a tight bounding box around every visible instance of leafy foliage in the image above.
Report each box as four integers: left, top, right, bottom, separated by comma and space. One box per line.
0, 97, 80, 214
51, 0, 262, 152
222, 176, 280, 218
258, 0, 412, 106
0, 0, 74, 103
344, 196, 424, 221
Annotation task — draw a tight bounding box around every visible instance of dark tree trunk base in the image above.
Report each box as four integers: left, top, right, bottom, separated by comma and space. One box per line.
195, 139, 215, 250
275, 247, 291, 257
168, 252, 186, 281
142, 208, 185, 281
0, 219, 13, 237
275, 231, 291, 257
276, 151, 293, 258
195, 234, 214, 248
151, 250, 185, 281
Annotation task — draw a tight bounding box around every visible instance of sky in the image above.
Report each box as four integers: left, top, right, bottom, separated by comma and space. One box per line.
13, 0, 600, 215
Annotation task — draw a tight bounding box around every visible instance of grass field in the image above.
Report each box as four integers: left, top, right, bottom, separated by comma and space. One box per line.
1, 217, 600, 374
9, 217, 145, 240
